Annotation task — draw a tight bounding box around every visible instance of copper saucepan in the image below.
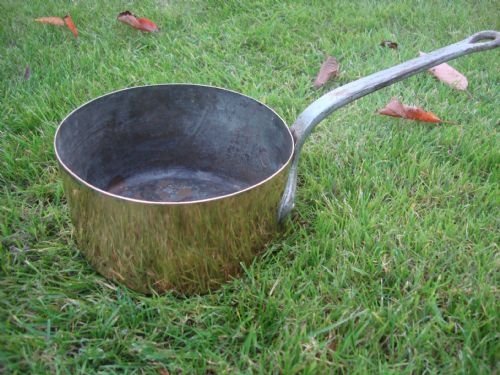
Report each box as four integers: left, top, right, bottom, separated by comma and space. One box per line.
55, 31, 499, 294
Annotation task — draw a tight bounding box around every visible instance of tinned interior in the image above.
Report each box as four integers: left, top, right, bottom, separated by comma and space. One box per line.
55, 85, 293, 202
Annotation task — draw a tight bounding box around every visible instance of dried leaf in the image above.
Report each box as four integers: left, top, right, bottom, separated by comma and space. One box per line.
313, 56, 339, 89
380, 40, 398, 49
428, 63, 468, 91
24, 66, 31, 80
420, 52, 468, 90
378, 97, 406, 118
34, 17, 65, 26
378, 97, 442, 123
117, 11, 159, 32
158, 369, 170, 375
136, 17, 159, 32
117, 11, 141, 29
63, 15, 78, 38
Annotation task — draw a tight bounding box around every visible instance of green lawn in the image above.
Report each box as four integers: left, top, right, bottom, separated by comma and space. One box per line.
1, 0, 499, 373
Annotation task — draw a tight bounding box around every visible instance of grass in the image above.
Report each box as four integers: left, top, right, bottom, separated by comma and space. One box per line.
0, 0, 499, 373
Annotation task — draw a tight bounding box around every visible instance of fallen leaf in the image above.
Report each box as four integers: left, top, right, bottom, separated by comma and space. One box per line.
158, 369, 170, 375
34, 16, 65, 26
63, 15, 78, 38
117, 11, 141, 29
117, 11, 159, 32
378, 97, 442, 123
24, 65, 31, 80
136, 17, 159, 32
380, 40, 398, 49
313, 56, 339, 89
35, 15, 78, 38
419, 52, 468, 90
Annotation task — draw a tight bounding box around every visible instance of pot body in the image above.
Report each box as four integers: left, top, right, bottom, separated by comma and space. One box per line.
61, 165, 288, 294
55, 85, 294, 294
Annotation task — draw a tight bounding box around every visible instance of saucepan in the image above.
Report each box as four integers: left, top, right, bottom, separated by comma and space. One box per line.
55, 31, 499, 294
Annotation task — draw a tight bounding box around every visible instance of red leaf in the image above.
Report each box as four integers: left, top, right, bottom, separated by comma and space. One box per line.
63, 15, 78, 38
34, 17, 65, 26
117, 11, 159, 32
419, 52, 468, 90
313, 56, 339, 89
378, 98, 442, 123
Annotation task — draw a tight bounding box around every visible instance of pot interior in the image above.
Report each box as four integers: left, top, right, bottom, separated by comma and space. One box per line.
55, 85, 293, 202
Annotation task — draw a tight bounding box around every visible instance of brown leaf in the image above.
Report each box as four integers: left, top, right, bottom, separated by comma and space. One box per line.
117, 11, 141, 29
34, 17, 65, 26
378, 97, 406, 118
63, 15, 78, 38
380, 40, 398, 49
378, 97, 442, 123
419, 52, 468, 90
117, 11, 159, 32
313, 56, 339, 89
158, 369, 170, 375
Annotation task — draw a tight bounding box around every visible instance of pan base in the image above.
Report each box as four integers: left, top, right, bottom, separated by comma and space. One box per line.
106, 167, 248, 202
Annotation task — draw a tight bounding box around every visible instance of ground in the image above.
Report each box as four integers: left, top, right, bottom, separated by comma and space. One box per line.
0, 0, 498, 373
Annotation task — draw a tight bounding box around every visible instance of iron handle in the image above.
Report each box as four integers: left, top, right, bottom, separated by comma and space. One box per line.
278, 30, 500, 221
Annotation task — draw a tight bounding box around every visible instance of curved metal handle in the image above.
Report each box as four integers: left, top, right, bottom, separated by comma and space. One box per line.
278, 30, 500, 221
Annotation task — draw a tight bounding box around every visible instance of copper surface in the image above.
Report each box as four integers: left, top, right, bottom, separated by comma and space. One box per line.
61, 165, 288, 294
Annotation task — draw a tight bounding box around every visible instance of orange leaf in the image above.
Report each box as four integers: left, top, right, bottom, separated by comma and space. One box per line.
117, 11, 159, 32
34, 17, 65, 26
63, 15, 78, 38
313, 56, 339, 89
378, 98, 442, 123
136, 17, 159, 32
419, 52, 468, 90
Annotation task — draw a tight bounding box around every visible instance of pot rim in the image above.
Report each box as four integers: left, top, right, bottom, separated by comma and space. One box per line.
54, 83, 295, 205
